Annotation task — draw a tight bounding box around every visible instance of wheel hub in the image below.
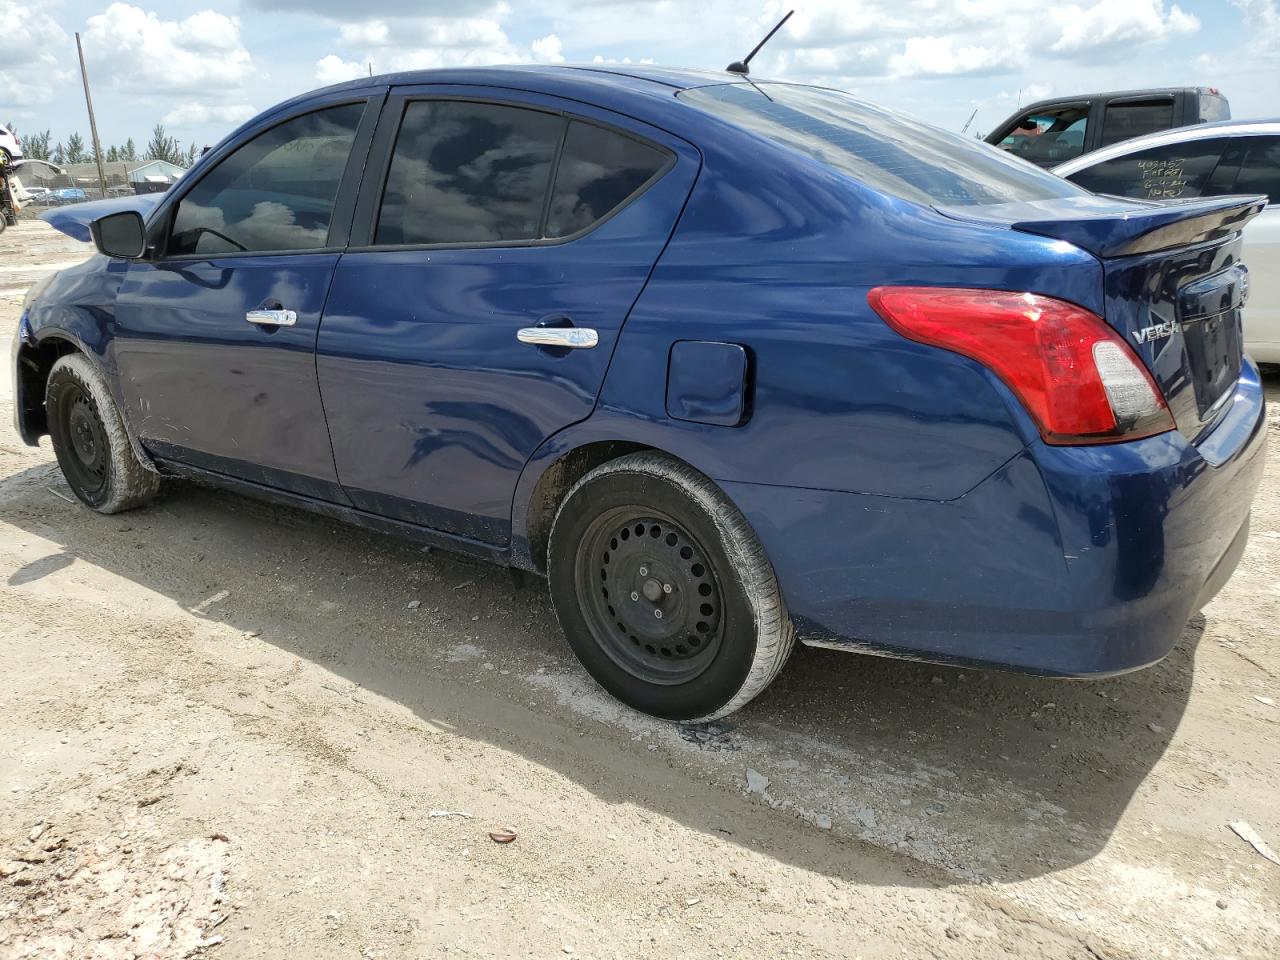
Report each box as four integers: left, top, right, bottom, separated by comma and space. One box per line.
583, 513, 725, 684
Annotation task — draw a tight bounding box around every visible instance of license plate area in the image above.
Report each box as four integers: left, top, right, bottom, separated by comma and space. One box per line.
1179, 267, 1246, 419
1182, 308, 1242, 417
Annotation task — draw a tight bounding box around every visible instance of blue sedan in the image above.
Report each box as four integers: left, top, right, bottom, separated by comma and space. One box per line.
14, 66, 1267, 720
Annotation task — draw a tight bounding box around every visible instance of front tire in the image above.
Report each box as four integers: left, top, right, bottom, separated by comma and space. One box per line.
548, 452, 794, 721
46, 353, 160, 513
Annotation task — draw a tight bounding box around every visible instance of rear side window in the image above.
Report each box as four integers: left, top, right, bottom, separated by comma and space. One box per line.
375, 100, 561, 246
677, 83, 1086, 207
1068, 138, 1230, 200
169, 103, 364, 256
1100, 99, 1174, 148
545, 122, 670, 238
1228, 135, 1280, 204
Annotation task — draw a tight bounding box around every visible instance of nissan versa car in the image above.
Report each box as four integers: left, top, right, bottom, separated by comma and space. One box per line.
14, 66, 1268, 721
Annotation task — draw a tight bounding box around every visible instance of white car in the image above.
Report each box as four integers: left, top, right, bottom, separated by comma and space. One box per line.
0, 124, 23, 165
1054, 120, 1279, 364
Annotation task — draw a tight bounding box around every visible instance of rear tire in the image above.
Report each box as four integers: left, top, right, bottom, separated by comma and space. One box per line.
46, 353, 160, 513
548, 452, 793, 721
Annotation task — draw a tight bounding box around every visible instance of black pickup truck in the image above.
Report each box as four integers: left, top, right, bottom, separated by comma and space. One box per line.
985, 87, 1230, 168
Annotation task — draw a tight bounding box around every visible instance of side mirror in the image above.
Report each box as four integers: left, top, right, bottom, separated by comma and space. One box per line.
90, 210, 147, 259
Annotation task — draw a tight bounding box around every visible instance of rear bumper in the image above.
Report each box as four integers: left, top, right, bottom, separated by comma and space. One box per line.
723, 362, 1267, 676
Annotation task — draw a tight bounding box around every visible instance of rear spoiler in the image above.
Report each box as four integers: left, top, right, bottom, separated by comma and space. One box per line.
937, 194, 1267, 258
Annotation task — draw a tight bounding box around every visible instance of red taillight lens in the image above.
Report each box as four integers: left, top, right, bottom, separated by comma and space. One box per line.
868, 286, 1175, 445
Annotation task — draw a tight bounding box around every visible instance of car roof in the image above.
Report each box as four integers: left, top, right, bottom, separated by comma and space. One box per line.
1052, 118, 1280, 175
303, 63, 744, 102
255, 63, 749, 135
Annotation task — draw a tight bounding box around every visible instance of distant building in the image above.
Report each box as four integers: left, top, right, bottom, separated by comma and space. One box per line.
22, 158, 187, 197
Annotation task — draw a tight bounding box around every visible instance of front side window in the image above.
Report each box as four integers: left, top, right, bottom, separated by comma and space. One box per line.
998, 106, 1090, 164
1100, 99, 1175, 148
169, 103, 364, 256
545, 122, 670, 238
1068, 138, 1230, 200
375, 101, 561, 246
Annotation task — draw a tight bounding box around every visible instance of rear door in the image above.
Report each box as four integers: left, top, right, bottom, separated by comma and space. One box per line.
316, 87, 699, 544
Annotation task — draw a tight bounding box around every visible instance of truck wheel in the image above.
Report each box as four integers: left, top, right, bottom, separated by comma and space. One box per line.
548, 452, 794, 721
46, 353, 160, 513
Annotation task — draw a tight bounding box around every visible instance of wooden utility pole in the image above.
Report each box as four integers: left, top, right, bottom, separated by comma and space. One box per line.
75, 32, 109, 200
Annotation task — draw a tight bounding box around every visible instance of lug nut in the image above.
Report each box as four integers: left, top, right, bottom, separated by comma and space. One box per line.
663, 584, 672, 594
630, 592, 640, 602
654, 609, 663, 619
639, 566, 648, 576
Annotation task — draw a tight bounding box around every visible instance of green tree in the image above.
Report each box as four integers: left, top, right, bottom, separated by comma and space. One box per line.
183, 142, 200, 166
106, 145, 120, 162
145, 123, 181, 164
121, 137, 138, 162
23, 130, 52, 161
64, 132, 87, 164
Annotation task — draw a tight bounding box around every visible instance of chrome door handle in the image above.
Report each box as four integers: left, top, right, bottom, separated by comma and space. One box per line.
516, 326, 598, 349
246, 309, 297, 327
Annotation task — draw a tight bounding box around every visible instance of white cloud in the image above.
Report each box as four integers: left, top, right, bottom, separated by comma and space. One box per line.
315, 54, 368, 85
1048, 0, 1199, 56
1231, 0, 1280, 58
888, 36, 1013, 78
83, 4, 255, 94
162, 102, 257, 128
316, 10, 523, 80
531, 33, 565, 64
0, 0, 71, 109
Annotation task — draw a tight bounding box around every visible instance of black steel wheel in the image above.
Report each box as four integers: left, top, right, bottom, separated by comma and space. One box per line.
51, 378, 112, 501
578, 509, 725, 686
46, 353, 160, 513
548, 452, 794, 721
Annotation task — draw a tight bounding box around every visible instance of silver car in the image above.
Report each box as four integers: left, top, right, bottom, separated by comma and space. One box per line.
1054, 120, 1279, 364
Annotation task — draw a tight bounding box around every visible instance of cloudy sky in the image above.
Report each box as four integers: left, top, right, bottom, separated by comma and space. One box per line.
4, 0, 1278, 153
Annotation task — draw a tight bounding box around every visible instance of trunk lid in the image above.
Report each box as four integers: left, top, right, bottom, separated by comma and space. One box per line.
938, 194, 1266, 441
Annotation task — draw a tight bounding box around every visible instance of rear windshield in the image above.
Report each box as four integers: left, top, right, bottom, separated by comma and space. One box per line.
1199, 93, 1230, 123
677, 83, 1088, 207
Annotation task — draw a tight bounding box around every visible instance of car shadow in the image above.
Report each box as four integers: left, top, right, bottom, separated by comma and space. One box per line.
1, 459, 1204, 888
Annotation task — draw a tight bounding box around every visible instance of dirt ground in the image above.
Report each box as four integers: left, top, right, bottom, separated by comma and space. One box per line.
0, 218, 1277, 960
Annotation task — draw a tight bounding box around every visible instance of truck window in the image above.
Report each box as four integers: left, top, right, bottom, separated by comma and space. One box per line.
1198, 93, 1231, 124
1067, 137, 1230, 200
997, 105, 1090, 164
1100, 99, 1174, 148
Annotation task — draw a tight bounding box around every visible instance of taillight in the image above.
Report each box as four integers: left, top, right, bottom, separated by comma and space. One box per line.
868, 286, 1175, 445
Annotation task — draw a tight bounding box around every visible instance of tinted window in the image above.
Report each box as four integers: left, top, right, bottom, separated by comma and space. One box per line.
1068, 138, 1230, 200
998, 105, 1090, 164
1230, 135, 1280, 204
545, 122, 669, 238
1100, 99, 1174, 147
376, 101, 561, 246
678, 83, 1086, 207
169, 103, 363, 256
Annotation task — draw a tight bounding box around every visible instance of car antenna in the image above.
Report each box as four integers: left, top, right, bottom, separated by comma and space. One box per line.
726, 9, 794, 76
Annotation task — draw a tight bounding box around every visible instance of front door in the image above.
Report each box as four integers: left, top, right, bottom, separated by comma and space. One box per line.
112, 96, 378, 500
316, 88, 698, 543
